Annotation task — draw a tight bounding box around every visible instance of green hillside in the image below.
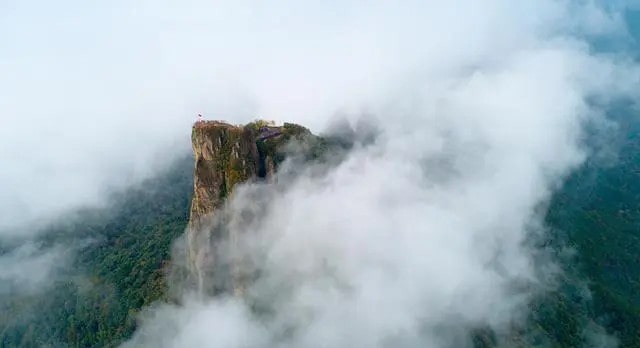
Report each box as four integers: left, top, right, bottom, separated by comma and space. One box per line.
0, 155, 194, 348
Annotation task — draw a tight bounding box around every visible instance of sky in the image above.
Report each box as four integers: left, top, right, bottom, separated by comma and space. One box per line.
1, 1, 640, 347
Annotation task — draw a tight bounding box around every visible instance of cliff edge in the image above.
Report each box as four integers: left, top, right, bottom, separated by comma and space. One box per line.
187, 120, 315, 295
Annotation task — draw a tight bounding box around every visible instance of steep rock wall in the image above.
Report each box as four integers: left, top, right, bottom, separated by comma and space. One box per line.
187, 120, 316, 295
188, 121, 259, 295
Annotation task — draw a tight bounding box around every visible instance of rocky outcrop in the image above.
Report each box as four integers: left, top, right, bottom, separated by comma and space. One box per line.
186, 120, 316, 295
189, 121, 259, 232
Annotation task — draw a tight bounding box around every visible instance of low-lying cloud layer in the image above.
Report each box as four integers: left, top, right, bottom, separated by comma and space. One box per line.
2, 0, 639, 347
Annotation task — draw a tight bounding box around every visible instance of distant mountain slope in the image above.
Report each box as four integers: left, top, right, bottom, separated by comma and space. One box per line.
0, 155, 194, 348
542, 110, 640, 347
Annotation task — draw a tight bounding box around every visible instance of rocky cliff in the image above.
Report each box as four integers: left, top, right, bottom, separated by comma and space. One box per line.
189, 121, 259, 231
187, 120, 318, 295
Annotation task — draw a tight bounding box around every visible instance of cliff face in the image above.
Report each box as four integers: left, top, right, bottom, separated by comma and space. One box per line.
187, 120, 314, 295
189, 121, 259, 231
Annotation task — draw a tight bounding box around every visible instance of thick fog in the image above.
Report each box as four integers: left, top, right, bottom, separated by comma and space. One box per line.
1, 0, 639, 347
